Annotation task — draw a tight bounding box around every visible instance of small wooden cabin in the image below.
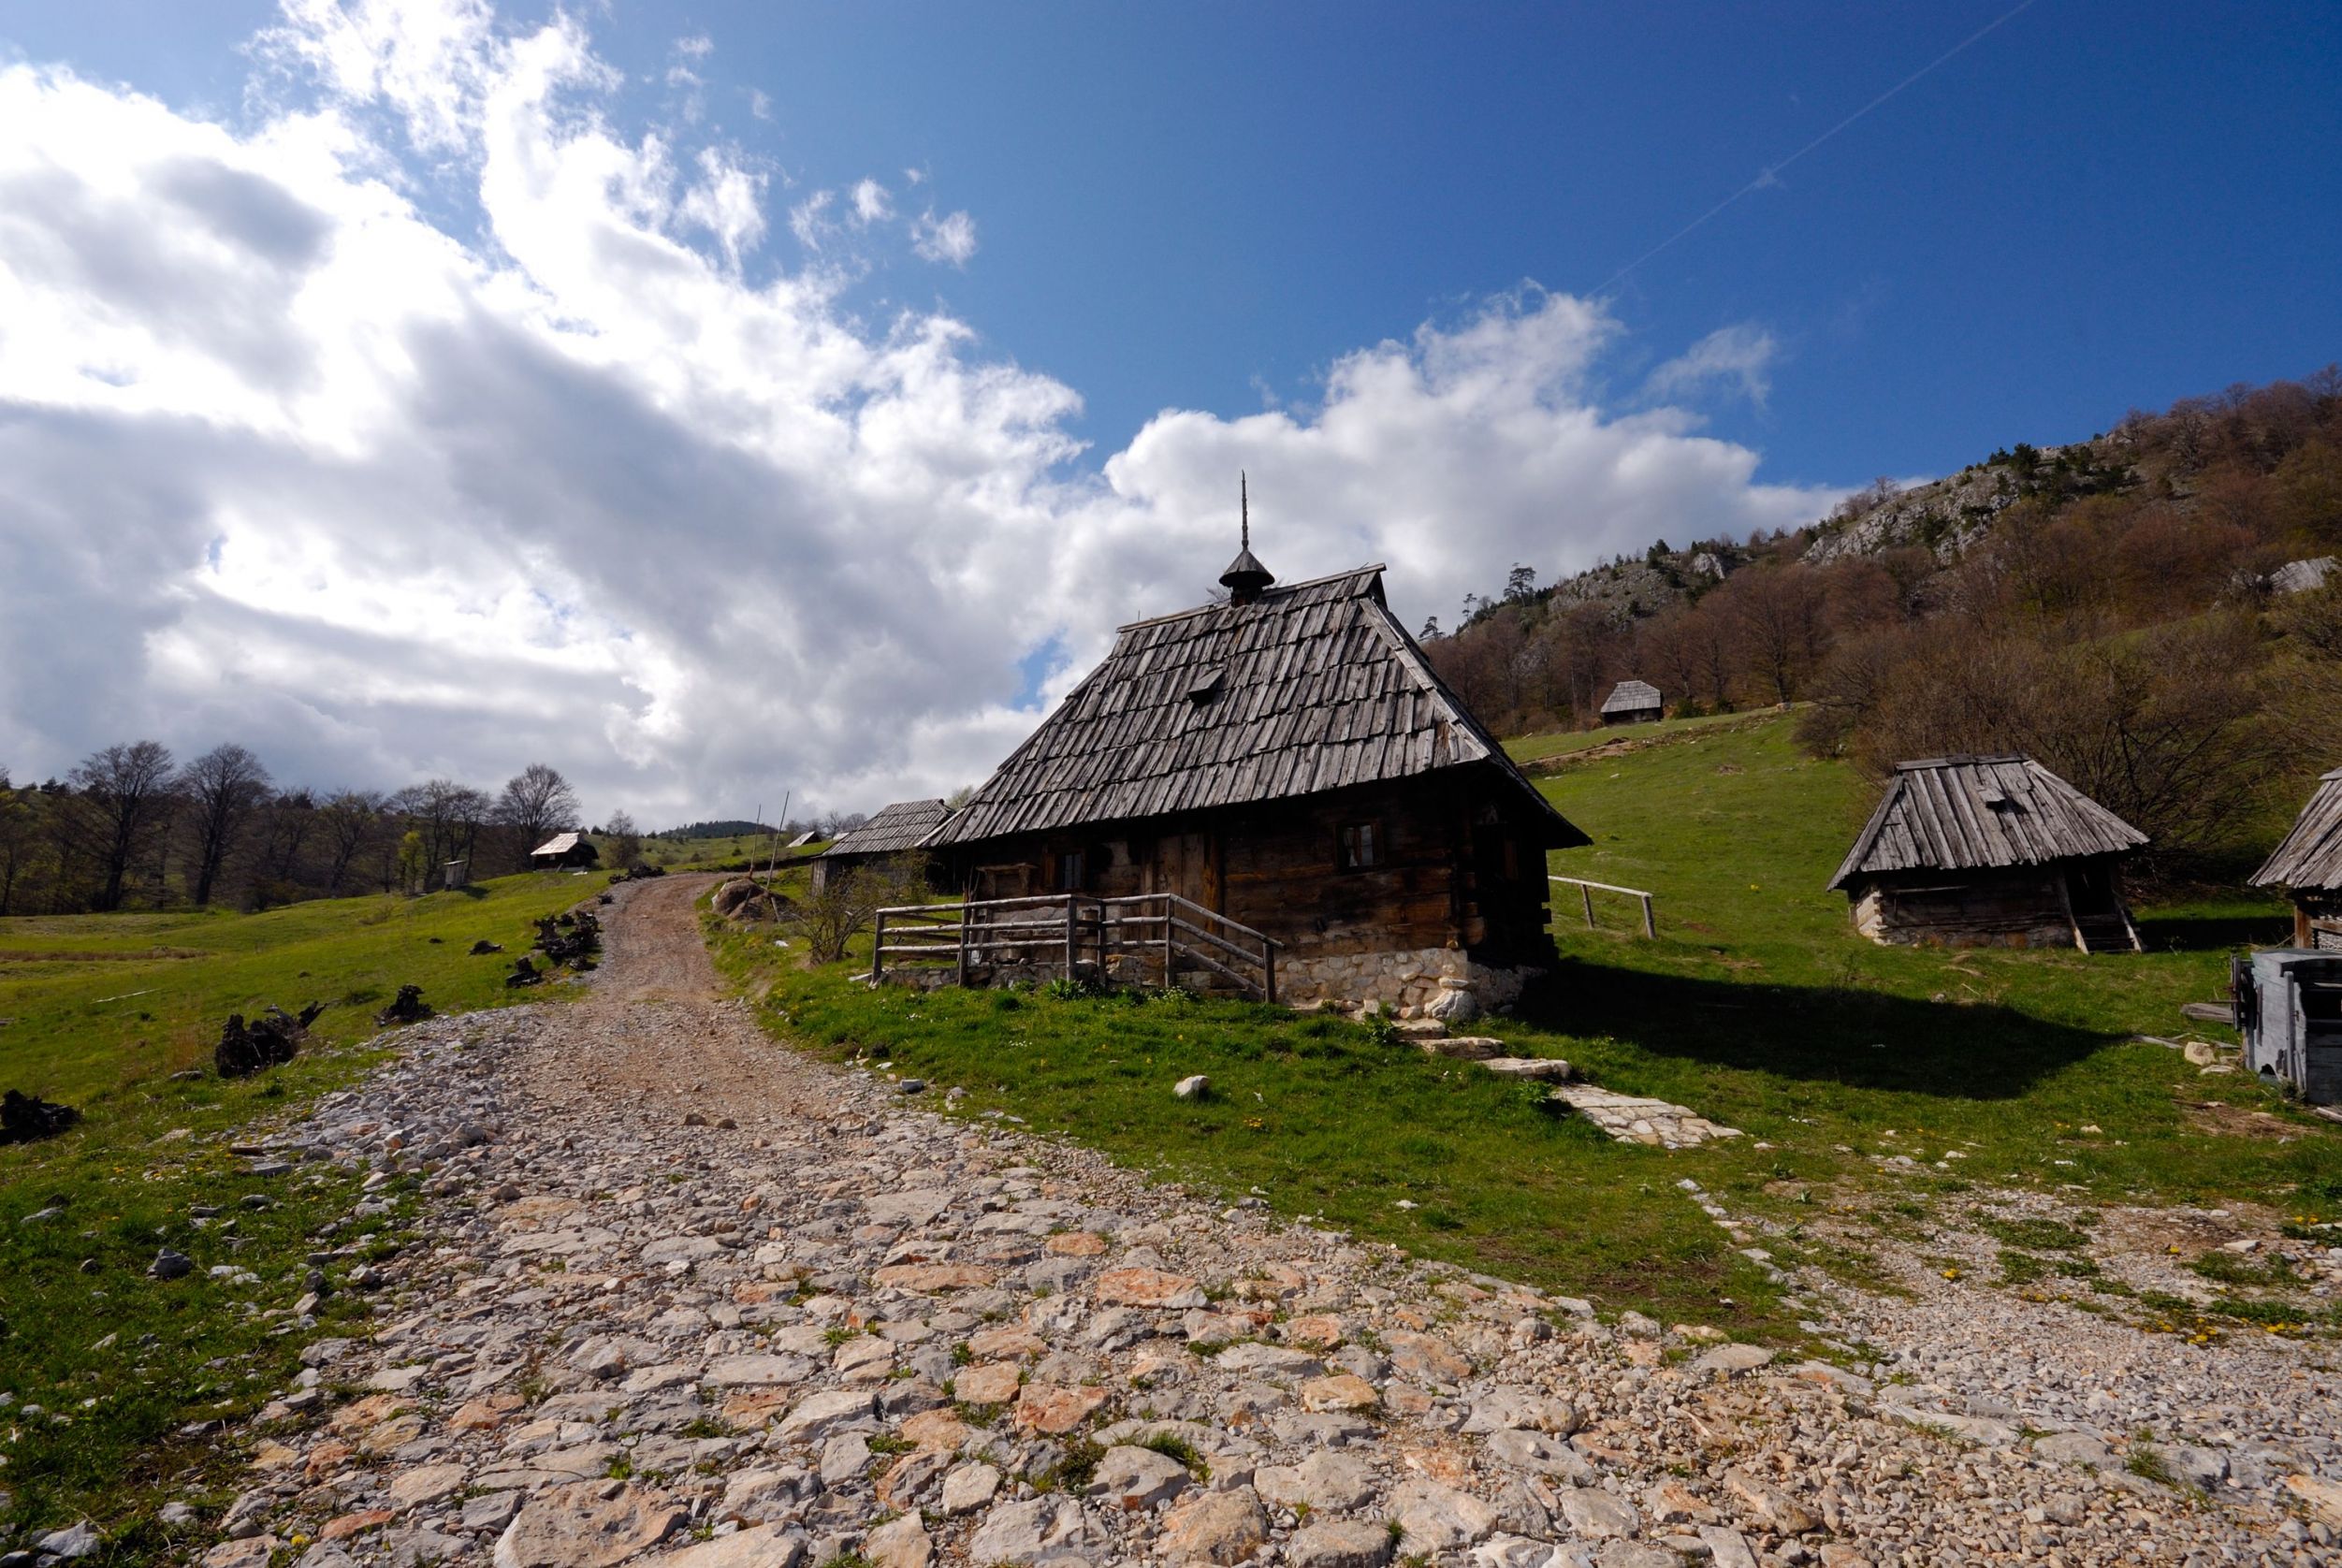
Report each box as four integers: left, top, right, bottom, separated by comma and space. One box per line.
1828, 755, 2147, 951
811, 799, 954, 893
924, 544, 1589, 1015
528, 831, 599, 870
1600, 679, 1664, 725
2252, 768, 2342, 951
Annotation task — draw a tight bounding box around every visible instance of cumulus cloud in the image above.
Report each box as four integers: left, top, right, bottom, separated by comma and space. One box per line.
910, 208, 978, 267
1644, 322, 1781, 407
850, 177, 892, 225
0, 4, 1841, 823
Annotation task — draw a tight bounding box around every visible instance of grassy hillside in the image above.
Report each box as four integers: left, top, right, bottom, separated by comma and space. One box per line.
718, 713, 2342, 1343
0, 872, 601, 1554
639, 832, 825, 872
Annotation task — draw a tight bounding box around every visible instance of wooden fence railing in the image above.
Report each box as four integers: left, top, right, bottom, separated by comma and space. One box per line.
871, 892, 1281, 1000
1550, 875, 1657, 937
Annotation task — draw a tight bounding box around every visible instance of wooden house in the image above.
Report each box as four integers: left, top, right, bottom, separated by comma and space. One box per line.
2252, 768, 2342, 951
528, 831, 599, 870
811, 799, 954, 893
923, 541, 1589, 1017
1828, 755, 2147, 951
1599, 679, 1664, 725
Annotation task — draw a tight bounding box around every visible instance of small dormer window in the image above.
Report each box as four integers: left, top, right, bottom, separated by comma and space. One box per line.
1187, 668, 1225, 704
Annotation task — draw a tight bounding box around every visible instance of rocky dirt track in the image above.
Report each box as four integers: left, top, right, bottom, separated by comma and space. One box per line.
192, 877, 2342, 1568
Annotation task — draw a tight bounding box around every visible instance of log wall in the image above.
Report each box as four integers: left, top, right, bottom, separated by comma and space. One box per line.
1848, 867, 2079, 949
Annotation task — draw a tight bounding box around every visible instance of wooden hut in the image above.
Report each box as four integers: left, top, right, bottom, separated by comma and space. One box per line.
528, 831, 599, 870
923, 537, 1588, 1017
1599, 679, 1664, 725
2252, 768, 2342, 951
811, 799, 954, 893
1828, 755, 2146, 951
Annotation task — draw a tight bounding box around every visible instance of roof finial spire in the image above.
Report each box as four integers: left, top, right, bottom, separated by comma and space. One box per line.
1218, 472, 1275, 604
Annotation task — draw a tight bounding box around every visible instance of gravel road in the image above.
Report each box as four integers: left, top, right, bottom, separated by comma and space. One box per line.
180, 877, 2341, 1568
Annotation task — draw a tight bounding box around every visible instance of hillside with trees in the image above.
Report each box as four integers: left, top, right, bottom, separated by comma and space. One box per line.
0, 749, 611, 916
1424, 370, 2342, 868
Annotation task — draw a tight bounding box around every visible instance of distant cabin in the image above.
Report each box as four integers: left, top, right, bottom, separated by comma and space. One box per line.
924, 539, 1589, 1016
1599, 679, 1664, 725
784, 829, 822, 850
810, 800, 954, 893
528, 831, 599, 870
1828, 755, 2146, 951
2252, 768, 2342, 951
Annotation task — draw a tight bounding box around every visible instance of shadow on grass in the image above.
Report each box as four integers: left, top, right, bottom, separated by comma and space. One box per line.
2132, 913, 2291, 952
1520, 959, 2116, 1099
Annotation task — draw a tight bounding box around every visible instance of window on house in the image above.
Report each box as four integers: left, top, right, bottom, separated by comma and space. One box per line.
1056, 850, 1086, 891
1339, 821, 1382, 871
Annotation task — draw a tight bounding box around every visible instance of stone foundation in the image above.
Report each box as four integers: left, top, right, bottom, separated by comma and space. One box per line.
1277, 946, 1535, 1021
876, 944, 1538, 1020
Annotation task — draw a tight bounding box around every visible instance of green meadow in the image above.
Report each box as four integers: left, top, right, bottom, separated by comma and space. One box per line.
0, 872, 599, 1553
715, 713, 2342, 1339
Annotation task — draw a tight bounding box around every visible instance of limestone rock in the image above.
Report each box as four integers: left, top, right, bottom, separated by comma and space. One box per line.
493, 1481, 687, 1568
965, 1497, 1107, 1565
864, 1513, 933, 1568
1556, 1486, 1640, 1539
1290, 1518, 1395, 1568
647, 1524, 807, 1568
1389, 1480, 1499, 1552
1088, 1445, 1191, 1510
940, 1461, 1001, 1515
1156, 1486, 1268, 1564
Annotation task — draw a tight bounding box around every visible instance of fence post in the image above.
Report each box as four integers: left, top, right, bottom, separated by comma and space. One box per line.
1063, 896, 1076, 984
1162, 897, 1174, 988
872, 909, 887, 984
956, 903, 970, 987
1580, 881, 1595, 929
1639, 893, 1656, 939
1262, 936, 1276, 1006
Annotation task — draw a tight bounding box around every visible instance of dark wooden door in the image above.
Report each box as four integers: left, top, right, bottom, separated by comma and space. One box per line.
1161, 831, 1219, 911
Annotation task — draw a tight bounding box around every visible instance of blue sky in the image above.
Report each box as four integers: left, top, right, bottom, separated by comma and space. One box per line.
18, 1, 2340, 484
2, 1, 2337, 818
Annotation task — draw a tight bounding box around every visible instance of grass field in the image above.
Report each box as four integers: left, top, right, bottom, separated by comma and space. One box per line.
0, 871, 603, 1554
639, 832, 826, 873
1502, 706, 1760, 763
715, 712, 2342, 1341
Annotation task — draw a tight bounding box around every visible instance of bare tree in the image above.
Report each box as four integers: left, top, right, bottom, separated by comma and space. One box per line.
1722, 565, 1829, 704
604, 809, 642, 870
69, 740, 176, 911
495, 763, 580, 865
177, 743, 273, 907
789, 854, 928, 964
0, 777, 45, 916
318, 790, 385, 894
391, 779, 493, 878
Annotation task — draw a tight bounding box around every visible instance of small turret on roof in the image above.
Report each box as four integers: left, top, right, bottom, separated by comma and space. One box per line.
1218, 472, 1275, 605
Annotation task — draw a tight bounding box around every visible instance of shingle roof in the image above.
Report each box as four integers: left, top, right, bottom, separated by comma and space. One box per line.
1601, 679, 1663, 715
530, 831, 585, 857
2252, 768, 2342, 892
822, 799, 953, 860
1827, 754, 2147, 890
929, 564, 1587, 849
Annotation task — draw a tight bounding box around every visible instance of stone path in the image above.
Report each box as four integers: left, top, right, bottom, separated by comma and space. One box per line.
179, 878, 2340, 1568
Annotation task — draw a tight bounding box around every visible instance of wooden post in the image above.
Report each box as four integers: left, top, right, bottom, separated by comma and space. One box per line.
956, 903, 970, 987
872, 909, 887, 984
1162, 896, 1175, 988
1262, 936, 1276, 1005
1580, 881, 1595, 929
1063, 896, 1076, 983
1639, 893, 1656, 939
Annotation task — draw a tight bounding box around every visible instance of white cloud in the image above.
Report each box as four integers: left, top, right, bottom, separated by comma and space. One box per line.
1644, 322, 1780, 407
672, 35, 712, 59
0, 7, 1842, 824
910, 208, 977, 268
850, 176, 892, 225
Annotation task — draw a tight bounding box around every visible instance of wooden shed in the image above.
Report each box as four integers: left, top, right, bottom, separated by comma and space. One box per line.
1828, 755, 2147, 951
923, 539, 1588, 1017
810, 799, 954, 893
2252, 768, 2342, 951
1600, 679, 1664, 725
528, 831, 599, 870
